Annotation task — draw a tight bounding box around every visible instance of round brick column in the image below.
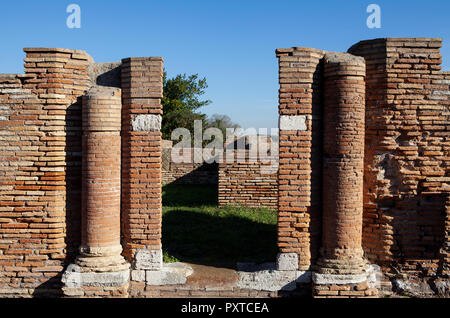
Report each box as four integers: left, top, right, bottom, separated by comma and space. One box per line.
318, 52, 367, 274
77, 87, 128, 271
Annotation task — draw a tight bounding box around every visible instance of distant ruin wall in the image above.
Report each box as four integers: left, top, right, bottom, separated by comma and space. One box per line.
218, 151, 278, 209
162, 142, 278, 209
162, 145, 218, 186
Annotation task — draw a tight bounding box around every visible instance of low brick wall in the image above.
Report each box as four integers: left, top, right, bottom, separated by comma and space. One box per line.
218, 151, 278, 208
162, 146, 218, 185
162, 144, 278, 209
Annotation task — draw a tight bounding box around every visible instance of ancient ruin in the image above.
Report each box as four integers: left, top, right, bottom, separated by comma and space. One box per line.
0, 37, 449, 298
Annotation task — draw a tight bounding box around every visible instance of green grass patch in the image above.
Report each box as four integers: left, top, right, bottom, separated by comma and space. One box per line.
162, 184, 277, 268
163, 250, 180, 263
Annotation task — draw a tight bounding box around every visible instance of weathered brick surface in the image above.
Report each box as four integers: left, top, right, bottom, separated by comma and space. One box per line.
349, 38, 450, 276
81, 89, 122, 249
0, 48, 92, 297
120, 57, 164, 261
275, 48, 324, 270
63, 283, 129, 298
442, 193, 450, 276
0, 38, 449, 298
313, 281, 378, 298
162, 145, 218, 185
218, 150, 278, 209
319, 52, 366, 270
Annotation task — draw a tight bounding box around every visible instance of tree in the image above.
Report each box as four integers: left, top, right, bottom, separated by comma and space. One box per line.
205, 114, 241, 144
161, 72, 211, 140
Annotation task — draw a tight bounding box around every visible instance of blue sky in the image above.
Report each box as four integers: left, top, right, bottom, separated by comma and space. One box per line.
0, 0, 449, 130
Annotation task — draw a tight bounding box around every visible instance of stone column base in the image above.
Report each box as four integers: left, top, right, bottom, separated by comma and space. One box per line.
312, 264, 380, 298
61, 246, 131, 297
61, 263, 130, 298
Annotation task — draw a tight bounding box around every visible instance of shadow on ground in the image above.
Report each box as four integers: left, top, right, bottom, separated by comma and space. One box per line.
162, 209, 277, 269
162, 183, 218, 207
162, 184, 277, 269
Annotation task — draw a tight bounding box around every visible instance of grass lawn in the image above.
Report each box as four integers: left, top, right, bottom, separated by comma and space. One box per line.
162, 184, 277, 268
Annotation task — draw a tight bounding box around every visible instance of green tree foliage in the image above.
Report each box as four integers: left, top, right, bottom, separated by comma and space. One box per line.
161, 72, 211, 139
161, 72, 241, 146
205, 114, 241, 144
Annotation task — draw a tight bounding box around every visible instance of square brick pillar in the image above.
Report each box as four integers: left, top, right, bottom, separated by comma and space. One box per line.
275, 47, 324, 271
120, 57, 164, 270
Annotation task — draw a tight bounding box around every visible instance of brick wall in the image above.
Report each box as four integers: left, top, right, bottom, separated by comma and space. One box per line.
443, 193, 450, 276
0, 48, 92, 296
162, 140, 277, 209
162, 146, 218, 185
218, 150, 278, 208
276, 38, 450, 283
0, 49, 165, 297
0, 38, 449, 298
349, 38, 450, 276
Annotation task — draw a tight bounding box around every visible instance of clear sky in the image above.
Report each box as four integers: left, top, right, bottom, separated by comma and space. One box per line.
1, 0, 449, 130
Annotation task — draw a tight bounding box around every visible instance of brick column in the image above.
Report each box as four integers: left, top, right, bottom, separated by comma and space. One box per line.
62, 87, 129, 297
77, 87, 128, 269
319, 52, 367, 272
313, 52, 377, 297
275, 47, 324, 271
120, 57, 164, 270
